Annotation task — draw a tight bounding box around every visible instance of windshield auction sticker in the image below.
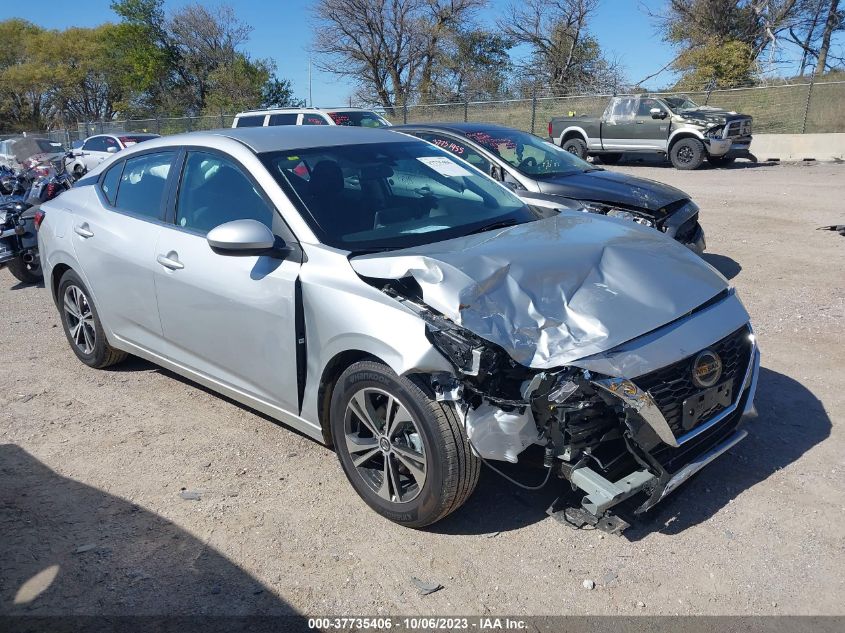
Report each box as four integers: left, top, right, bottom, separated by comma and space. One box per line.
417, 156, 472, 178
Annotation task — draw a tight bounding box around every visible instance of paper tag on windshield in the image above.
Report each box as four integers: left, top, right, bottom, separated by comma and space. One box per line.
417, 156, 472, 178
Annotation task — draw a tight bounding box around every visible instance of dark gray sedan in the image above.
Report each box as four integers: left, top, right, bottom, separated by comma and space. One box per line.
394, 123, 706, 253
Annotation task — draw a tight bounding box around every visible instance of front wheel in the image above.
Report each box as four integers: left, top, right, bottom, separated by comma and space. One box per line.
7, 257, 42, 284
330, 360, 480, 528
670, 138, 706, 170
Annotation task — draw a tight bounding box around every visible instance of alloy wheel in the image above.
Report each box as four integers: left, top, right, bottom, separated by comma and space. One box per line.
63, 285, 96, 355
343, 387, 427, 503
678, 145, 694, 163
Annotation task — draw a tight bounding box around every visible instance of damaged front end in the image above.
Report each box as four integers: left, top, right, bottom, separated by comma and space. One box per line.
379, 279, 760, 535
350, 215, 760, 534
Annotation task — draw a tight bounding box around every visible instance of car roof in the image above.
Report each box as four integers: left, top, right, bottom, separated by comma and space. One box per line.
143, 126, 412, 154
392, 122, 513, 135
234, 107, 382, 116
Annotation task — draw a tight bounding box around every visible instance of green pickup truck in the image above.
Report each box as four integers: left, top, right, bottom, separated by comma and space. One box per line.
548, 95, 753, 170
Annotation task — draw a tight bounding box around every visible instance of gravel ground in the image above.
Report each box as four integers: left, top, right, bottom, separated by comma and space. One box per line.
1, 160, 844, 618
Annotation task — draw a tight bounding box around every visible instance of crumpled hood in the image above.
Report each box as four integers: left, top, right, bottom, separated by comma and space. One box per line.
677, 107, 747, 128
350, 214, 729, 369
536, 169, 688, 214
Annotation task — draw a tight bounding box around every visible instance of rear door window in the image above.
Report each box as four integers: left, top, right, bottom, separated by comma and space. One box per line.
268, 113, 298, 126
302, 114, 329, 125
235, 115, 266, 128
100, 161, 123, 205
114, 151, 175, 220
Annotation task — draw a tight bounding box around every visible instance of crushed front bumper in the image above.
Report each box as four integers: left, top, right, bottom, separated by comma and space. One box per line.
556, 342, 760, 531
704, 138, 733, 157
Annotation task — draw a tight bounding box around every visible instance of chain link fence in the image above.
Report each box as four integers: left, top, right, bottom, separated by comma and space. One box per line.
8, 79, 845, 145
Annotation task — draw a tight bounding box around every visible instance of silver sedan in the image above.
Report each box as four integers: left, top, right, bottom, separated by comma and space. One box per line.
37, 127, 759, 529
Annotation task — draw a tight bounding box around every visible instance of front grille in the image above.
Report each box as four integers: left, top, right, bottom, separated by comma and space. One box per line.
634, 326, 753, 438
725, 119, 752, 138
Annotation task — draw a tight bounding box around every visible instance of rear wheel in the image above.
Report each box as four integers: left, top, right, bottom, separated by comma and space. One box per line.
7, 257, 42, 284
58, 270, 127, 368
707, 155, 736, 167
670, 138, 705, 170
598, 153, 622, 165
562, 137, 588, 160
330, 360, 480, 528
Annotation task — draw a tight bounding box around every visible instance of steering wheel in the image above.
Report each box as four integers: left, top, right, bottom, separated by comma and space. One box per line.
518, 156, 538, 171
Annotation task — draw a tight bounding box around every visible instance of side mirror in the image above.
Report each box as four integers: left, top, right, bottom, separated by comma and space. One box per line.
106, 146, 118, 154
650, 108, 667, 120
207, 219, 285, 256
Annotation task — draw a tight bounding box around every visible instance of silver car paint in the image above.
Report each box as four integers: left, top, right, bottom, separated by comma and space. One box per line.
350, 212, 728, 369
40, 126, 756, 468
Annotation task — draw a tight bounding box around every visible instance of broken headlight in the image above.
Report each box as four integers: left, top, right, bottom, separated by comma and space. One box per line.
705, 125, 724, 139
580, 202, 655, 228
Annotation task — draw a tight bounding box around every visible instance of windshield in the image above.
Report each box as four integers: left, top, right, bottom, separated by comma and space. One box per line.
261, 140, 535, 252
464, 129, 594, 178
663, 96, 700, 111
10, 138, 64, 161
327, 111, 390, 128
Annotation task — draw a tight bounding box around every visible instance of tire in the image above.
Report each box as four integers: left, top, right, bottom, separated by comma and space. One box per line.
330, 360, 480, 528
7, 257, 42, 284
562, 137, 588, 160
57, 269, 127, 369
598, 153, 622, 165
670, 138, 706, 170
707, 155, 736, 167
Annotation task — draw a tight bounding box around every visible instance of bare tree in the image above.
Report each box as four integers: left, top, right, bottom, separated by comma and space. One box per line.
168, 4, 253, 111
815, 0, 842, 73
311, 0, 484, 109
497, 0, 618, 94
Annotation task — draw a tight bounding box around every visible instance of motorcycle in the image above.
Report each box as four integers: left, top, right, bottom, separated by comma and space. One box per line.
1, 149, 75, 284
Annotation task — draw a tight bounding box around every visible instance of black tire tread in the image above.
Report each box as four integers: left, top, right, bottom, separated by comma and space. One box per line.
337, 361, 480, 527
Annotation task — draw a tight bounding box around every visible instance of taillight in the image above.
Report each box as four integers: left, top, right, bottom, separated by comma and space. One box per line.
548, 122, 552, 138
34, 209, 45, 230
45, 183, 59, 200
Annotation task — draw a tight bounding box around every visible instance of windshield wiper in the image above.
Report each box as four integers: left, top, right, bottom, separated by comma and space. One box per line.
468, 219, 519, 235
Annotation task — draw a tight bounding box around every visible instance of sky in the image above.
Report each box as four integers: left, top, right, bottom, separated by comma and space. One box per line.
0, 0, 831, 107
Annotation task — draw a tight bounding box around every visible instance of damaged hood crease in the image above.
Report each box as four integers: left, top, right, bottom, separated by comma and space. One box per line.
351, 215, 729, 369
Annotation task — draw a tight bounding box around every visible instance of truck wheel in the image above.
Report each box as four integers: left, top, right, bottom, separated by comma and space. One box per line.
707, 155, 736, 167
562, 138, 588, 159
670, 138, 705, 170
330, 360, 480, 528
598, 153, 622, 165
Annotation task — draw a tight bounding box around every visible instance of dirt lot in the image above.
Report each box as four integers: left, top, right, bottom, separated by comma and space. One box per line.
1, 161, 844, 618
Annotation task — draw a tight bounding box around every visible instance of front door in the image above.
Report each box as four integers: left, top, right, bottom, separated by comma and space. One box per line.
153, 150, 302, 413
70, 150, 177, 350
603, 97, 669, 151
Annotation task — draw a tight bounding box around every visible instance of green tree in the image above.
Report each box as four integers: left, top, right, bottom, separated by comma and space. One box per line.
261, 77, 304, 108
0, 19, 52, 130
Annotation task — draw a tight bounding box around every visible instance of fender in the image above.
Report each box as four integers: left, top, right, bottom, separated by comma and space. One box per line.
557, 125, 591, 147
668, 127, 706, 148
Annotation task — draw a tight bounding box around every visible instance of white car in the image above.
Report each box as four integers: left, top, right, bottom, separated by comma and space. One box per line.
232, 107, 390, 129
67, 134, 159, 178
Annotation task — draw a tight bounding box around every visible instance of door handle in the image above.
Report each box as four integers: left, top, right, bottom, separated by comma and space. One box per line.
74, 223, 94, 238
157, 253, 184, 270
636, 121, 645, 124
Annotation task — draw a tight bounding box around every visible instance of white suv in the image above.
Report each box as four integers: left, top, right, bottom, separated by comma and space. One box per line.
232, 107, 390, 129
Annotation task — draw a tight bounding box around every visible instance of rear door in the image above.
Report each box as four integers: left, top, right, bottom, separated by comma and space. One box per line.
70, 150, 178, 351
153, 149, 303, 413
